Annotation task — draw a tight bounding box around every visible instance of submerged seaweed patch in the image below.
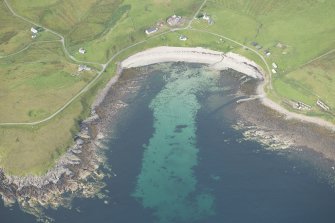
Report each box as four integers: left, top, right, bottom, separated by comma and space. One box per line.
133, 64, 218, 223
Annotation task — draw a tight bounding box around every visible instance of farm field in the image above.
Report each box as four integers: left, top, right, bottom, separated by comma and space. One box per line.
0, 41, 97, 123
195, 0, 335, 119
0, 0, 335, 176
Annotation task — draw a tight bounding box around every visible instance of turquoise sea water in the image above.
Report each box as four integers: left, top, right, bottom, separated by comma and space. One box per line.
133, 65, 219, 222
1, 63, 335, 223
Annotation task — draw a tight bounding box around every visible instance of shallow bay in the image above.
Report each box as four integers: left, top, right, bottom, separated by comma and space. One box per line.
1, 63, 335, 223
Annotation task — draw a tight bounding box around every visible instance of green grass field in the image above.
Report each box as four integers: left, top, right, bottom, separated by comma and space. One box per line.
195, 0, 335, 118
0, 0, 334, 175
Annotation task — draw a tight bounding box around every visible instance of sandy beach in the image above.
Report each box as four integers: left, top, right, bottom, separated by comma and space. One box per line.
121, 46, 263, 79
120, 46, 335, 132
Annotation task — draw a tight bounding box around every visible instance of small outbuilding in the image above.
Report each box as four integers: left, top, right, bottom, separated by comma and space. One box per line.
264, 49, 271, 57
272, 63, 278, 69
179, 35, 187, 41
271, 69, 277, 74
31, 27, 38, 34
79, 48, 86, 54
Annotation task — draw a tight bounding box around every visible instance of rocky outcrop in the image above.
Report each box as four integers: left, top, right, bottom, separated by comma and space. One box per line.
0, 118, 107, 221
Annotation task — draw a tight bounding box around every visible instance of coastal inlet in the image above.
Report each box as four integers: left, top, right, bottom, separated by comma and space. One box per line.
1, 62, 335, 223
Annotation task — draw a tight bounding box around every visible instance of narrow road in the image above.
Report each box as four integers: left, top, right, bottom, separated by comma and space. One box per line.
3, 0, 103, 67
1, 0, 267, 126
0, 0, 209, 126
299, 48, 335, 69
186, 0, 208, 28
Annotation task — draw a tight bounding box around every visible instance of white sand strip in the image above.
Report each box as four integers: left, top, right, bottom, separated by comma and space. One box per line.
119, 46, 335, 131
121, 46, 263, 79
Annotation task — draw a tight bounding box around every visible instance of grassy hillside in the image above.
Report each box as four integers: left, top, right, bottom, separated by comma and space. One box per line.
195, 0, 335, 119
0, 0, 334, 175
0, 2, 33, 56
0, 0, 203, 175
0, 41, 97, 122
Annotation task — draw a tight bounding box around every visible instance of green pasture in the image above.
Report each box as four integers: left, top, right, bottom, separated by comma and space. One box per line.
196, 0, 335, 118
0, 2, 32, 56
0, 41, 96, 123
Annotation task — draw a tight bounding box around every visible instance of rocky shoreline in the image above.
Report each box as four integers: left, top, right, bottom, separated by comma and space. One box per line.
1, 46, 334, 221
0, 63, 155, 221
234, 77, 335, 163
0, 64, 127, 221
0, 113, 106, 220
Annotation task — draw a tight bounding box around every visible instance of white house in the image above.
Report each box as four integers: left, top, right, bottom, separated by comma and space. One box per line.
271, 69, 277, 74
79, 48, 86, 54
179, 35, 187, 41
203, 13, 210, 21
145, 27, 158, 35
272, 62, 278, 69
78, 65, 91, 72
31, 27, 38, 34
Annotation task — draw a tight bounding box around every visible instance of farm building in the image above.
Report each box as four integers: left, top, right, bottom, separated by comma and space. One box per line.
145, 27, 158, 35
167, 15, 182, 26
317, 99, 330, 111
78, 65, 91, 72
30, 26, 43, 34
30, 27, 38, 34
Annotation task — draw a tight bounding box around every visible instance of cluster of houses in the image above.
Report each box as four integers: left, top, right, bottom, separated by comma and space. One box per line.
30, 26, 43, 39
167, 14, 182, 26
251, 42, 278, 73
145, 14, 189, 42
251, 42, 271, 57
145, 14, 184, 35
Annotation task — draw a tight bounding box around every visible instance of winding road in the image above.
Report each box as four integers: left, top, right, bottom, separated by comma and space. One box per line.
0, 0, 212, 126
0, 0, 272, 126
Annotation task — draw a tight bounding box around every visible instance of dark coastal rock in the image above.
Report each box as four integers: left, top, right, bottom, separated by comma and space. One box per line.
0, 63, 158, 220
0, 113, 108, 220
